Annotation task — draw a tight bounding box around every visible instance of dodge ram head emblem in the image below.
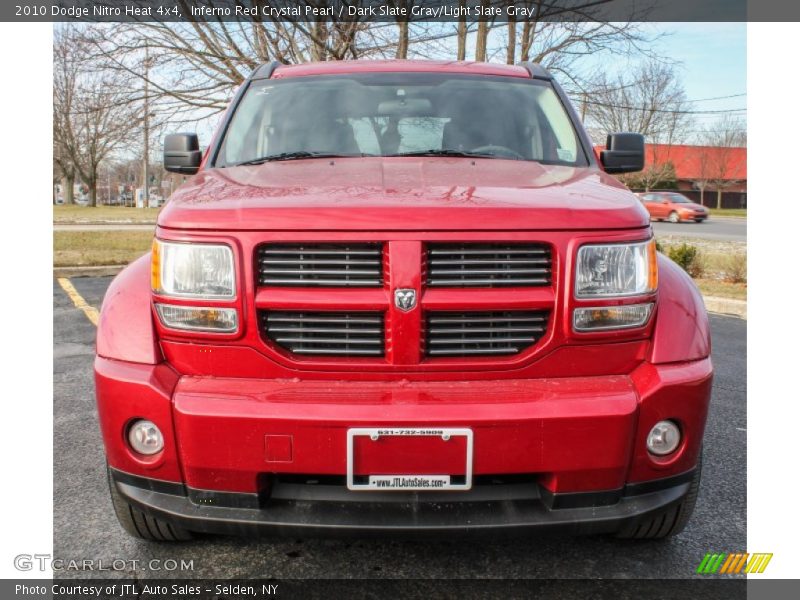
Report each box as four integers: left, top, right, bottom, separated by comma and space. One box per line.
394, 288, 417, 311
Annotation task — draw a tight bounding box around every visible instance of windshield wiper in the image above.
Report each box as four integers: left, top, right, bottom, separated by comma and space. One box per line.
233, 151, 374, 166
386, 149, 512, 159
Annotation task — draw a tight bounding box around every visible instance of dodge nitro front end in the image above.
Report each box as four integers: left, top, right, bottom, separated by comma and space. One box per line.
96, 60, 711, 541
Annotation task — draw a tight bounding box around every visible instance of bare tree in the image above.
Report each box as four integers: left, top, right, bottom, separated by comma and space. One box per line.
693, 147, 714, 207
515, 1, 658, 84
703, 115, 747, 209
53, 26, 138, 206
53, 26, 80, 204
82, 1, 659, 122
584, 61, 693, 191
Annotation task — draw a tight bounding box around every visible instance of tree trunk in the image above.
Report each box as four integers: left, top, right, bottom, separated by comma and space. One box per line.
475, 1, 489, 61
311, 21, 326, 61
506, 8, 516, 64
716, 188, 722, 210
457, 14, 467, 61
88, 176, 97, 207
396, 20, 408, 59
476, 22, 488, 61
63, 174, 74, 205
699, 186, 704, 206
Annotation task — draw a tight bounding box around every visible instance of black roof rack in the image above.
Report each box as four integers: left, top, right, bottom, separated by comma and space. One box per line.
516, 62, 552, 81
250, 61, 281, 81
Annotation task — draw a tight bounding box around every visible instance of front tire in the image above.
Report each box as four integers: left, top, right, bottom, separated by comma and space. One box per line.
107, 466, 193, 542
668, 211, 680, 223
616, 453, 702, 540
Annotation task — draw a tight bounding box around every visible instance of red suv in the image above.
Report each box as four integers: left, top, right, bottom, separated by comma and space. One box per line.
96, 61, 711, 541
639, 191, 709, 223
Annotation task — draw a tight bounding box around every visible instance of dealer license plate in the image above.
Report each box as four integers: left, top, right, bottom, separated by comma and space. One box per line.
346, 427, 473, 491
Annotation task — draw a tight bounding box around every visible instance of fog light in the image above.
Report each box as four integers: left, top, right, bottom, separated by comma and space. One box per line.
646, 420, 681, 456
573, 303, 653, 331
155, 303, 238, 333
128, 420, 164, 456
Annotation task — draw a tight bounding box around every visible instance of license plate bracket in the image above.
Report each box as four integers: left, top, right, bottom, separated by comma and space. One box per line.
346, 427, 473, 491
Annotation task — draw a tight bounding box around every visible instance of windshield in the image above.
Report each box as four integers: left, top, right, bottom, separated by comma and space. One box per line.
215, 73, 587, 167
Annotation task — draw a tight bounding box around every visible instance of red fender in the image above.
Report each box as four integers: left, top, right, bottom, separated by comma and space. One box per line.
649, 255, 711, 364
96, 253, 161, 364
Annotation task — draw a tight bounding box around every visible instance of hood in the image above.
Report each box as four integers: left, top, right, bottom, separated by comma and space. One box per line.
158, 157, 649, 231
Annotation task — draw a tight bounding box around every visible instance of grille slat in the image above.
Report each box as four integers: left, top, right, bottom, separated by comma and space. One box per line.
267, 315, 381, 325
430, 268, 550, 275
431, 258, 551, 265
431, 326, 545, 334
428, 347, 522, 356
291, 348, 384, 356
260, 249, 381, 256
428, 248, 548, 256
426, 243, 552, 287
427, 315, 547, 324
425, 311, 549, 358
257, 244, 383, 287
262, 269, 381, 276
428, 278, 550, 286
269, 327, 383, 334
262, 311, 385, 357
260, 258, 379, 265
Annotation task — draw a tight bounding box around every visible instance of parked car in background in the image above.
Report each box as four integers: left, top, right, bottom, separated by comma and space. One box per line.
637, 192, 709, 223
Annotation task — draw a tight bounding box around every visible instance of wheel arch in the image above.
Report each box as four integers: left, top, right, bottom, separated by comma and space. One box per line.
96, 253, 161, 364
649, 254, 712, 364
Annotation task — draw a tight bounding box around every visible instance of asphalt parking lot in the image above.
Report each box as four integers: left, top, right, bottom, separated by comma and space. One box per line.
54, 276, 746, 581
651, 216, 746, 242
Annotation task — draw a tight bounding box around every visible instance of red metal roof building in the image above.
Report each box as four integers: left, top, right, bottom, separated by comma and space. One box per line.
595, 143, 747, 207
641, 144, 747, 191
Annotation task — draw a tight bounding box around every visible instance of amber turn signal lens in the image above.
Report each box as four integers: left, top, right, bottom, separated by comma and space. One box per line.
151, 238, 161, 292
647, 238, 659, 292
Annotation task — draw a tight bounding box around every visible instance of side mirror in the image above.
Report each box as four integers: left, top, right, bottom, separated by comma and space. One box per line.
164, 133, 201, 174
600, 133, 645, 174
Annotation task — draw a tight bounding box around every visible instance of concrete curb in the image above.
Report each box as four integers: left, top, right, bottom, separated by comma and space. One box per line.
704, 296, 746, 319
54, 266, 748, 320
54, 265, 125, 278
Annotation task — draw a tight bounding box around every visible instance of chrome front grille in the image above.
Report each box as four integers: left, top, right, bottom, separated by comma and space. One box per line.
425, 311, 549, 357
261, 311, 385, 357
256, 243, 383, 287
426, 243, 552, 287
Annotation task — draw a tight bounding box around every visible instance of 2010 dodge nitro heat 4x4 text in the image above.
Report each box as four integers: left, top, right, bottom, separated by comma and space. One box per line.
96, 60, 712, 541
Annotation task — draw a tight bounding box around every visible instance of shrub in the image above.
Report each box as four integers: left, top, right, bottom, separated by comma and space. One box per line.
722, 253, 747, 284
667, 243, 704, 278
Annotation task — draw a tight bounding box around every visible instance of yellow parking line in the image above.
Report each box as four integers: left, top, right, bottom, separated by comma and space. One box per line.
57, 278, 99, 326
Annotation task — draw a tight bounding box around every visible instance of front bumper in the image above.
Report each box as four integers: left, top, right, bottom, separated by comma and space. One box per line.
109, 466, 696, 537
96, 356, 712, 535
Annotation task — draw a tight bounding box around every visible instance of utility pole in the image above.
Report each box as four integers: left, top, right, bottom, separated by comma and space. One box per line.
142, 43, 150, 209
581, 92, 588, 122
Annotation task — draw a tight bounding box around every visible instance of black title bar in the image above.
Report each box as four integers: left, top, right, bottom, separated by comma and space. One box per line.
3, 0, 764, 23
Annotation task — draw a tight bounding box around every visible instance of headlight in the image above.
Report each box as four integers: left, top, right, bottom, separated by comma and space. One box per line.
575, 239, 657, 298
152, 240, 235, 298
